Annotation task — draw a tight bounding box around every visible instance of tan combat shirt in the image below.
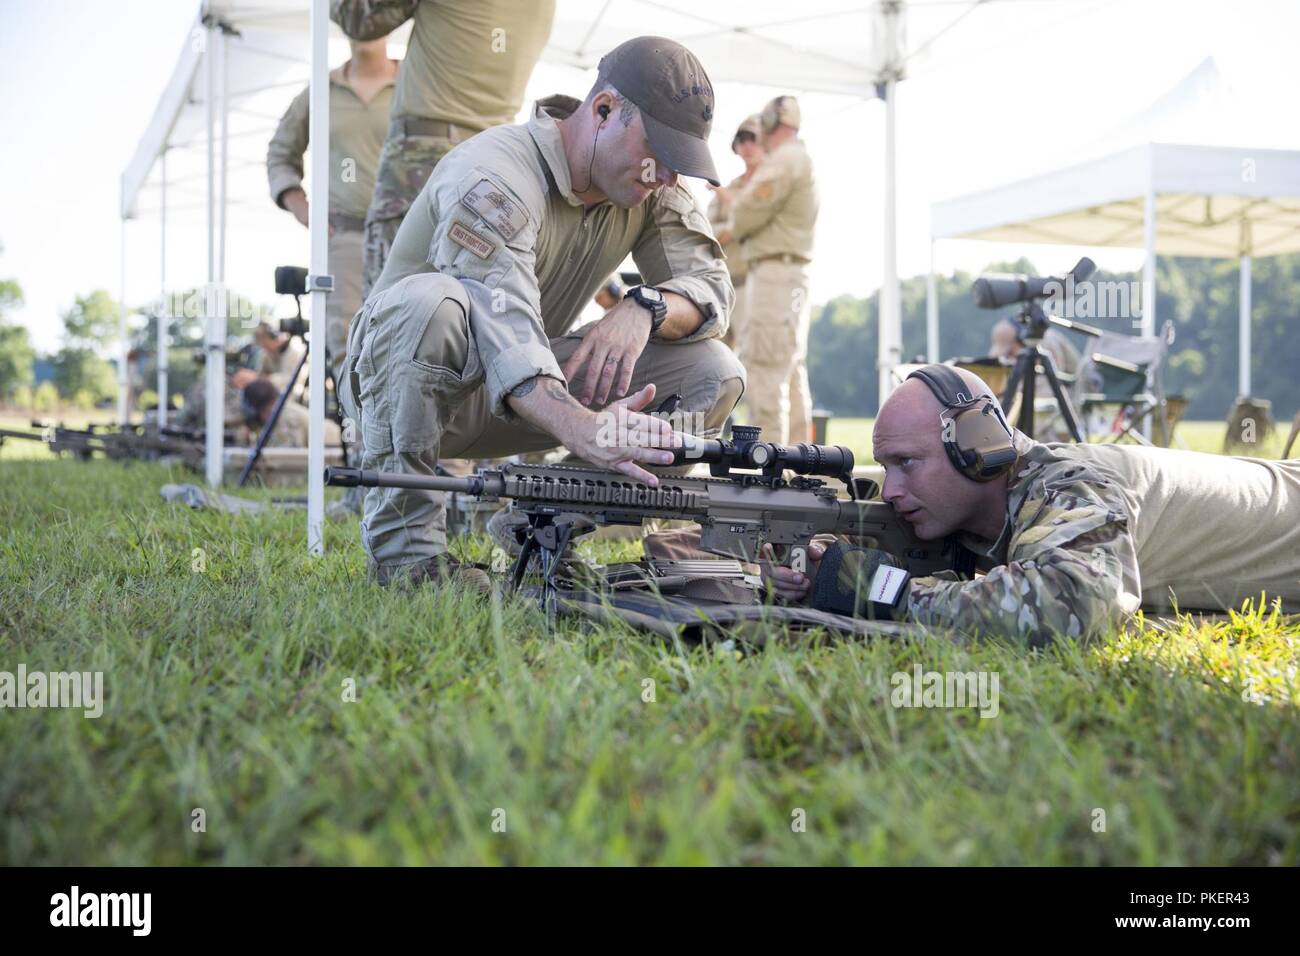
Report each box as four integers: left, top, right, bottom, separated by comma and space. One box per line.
730, 138, 817, 263
266, 65, 395, 220
330, 0, 555, 129
259, 337, 308, 383
707, 173, 751, 286
376, 96, 733, 418
905, 434, 1300, 645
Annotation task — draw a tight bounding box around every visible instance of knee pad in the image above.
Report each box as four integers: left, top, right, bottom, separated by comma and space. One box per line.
398, 274, 472, 373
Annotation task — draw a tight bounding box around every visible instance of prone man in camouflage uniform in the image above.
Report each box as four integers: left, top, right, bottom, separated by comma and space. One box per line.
767, 366, 1300, 646
330, 0, 556, 297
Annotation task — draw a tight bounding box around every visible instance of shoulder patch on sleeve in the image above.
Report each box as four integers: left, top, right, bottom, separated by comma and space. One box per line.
448, 220, 498, 261
656, 183, 694, 215
461, 177, 529, 241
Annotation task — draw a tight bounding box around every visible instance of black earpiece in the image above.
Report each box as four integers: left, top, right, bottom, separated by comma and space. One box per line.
577, 103, 610, 193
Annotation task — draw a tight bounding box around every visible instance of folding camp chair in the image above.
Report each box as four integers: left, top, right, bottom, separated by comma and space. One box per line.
1077, 321, 1178, 446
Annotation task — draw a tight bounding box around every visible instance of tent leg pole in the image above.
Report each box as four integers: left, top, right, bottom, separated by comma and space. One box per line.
204, 23, 223, 487
926, 240, 938, 363
1141, 188, 1157, 338
117, 218, 129, 425
879, 76, 900, 412
158, 150, 168, 425
1141, 186, 1157, 441
1239, 254, 1251, 398
307, 0, 331, 556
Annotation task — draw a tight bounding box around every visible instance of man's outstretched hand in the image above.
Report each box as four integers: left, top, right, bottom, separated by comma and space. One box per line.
506, 377, 682, 487
562, 382, 683, 485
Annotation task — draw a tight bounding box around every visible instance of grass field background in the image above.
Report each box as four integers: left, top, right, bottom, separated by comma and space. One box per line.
1, 411, 1297, 864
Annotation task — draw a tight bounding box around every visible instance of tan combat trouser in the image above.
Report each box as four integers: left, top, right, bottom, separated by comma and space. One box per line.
736, 258, 812, 444
327, 227, 365, 387
340, 274, 746, 572
362, 131, 461, 297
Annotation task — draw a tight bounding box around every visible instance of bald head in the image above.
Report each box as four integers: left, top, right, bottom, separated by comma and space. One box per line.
872, 366, 1010, 541
879, 366, 999, 436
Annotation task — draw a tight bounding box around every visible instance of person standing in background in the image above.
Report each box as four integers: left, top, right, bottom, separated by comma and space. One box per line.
266, 36, 398, 386
707, 115, 763, 352
719, 96, 818, 444
330, 0, 557, 297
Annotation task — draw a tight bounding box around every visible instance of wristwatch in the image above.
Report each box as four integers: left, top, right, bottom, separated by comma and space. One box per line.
625, 285, 668, 334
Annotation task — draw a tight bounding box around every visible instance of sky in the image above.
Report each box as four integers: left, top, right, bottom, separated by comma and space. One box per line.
1, 0, 1298, 355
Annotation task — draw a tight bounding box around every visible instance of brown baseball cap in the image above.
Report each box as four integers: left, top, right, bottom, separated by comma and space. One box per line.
597, 36, 720, 186
732, 114, 762, 151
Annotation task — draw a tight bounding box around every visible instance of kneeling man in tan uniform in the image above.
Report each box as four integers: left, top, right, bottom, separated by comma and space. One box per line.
341, 37, 745, 587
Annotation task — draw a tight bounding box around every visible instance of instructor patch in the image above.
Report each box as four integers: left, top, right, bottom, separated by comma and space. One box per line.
461, 178, 528, 241
448, 221, 497, 260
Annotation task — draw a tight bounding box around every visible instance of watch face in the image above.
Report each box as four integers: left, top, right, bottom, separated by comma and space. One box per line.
641, 287, 663, 302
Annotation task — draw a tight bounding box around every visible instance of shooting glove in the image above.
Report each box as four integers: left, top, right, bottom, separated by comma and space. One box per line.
810, 542, 911, 621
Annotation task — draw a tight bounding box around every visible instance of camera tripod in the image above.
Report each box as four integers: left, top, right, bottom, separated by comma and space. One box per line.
999, 302, 1095, 443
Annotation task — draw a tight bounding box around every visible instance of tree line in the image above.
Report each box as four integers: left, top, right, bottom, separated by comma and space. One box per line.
1, 243, 1296, 422
808, 253, 1300, 421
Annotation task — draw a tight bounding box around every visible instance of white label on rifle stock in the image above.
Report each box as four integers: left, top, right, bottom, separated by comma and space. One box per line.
791, 546, 807, 574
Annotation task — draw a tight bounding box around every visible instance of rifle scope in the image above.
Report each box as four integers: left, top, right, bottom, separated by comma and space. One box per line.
672, 425, 854, 482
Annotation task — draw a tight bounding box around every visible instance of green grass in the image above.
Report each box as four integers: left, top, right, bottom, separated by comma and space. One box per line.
1, 424, 1298, 865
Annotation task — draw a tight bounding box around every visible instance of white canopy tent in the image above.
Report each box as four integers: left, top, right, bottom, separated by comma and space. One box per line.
119, 1, 407, 552
119, 0, 1010, 554
927, 59, 1300, 399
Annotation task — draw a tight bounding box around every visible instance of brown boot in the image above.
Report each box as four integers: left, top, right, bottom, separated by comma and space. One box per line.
371, 554, 493, 596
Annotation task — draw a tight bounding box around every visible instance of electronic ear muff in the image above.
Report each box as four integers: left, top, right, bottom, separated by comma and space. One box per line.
906, 364, 1018, 482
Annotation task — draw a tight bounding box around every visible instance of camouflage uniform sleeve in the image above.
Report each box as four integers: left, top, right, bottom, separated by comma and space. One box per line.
632, 183, 734, 341
425, 167, 561, 420
729, 153, 791, 241
905, 478, 1142, 646
266, 84, 311, 208
330, 0, 418, 40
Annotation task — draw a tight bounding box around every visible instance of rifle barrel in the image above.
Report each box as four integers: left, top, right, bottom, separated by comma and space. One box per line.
325, 466, 487, 495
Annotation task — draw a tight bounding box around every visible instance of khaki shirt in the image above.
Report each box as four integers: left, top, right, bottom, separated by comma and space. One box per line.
267, 400, 342, 448
267, 64, 395, 220
259, 337, 307, 383
730, 138, 817, 263
904, 435, 1300, 645
377, 96, 733, 419
331, 0, 554, 130
707, 173, 751, 286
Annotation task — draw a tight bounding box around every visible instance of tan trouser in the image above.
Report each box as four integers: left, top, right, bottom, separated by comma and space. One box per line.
340, 273, 746, 570
737, 259, 812, 444
327, 228, 365, 387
